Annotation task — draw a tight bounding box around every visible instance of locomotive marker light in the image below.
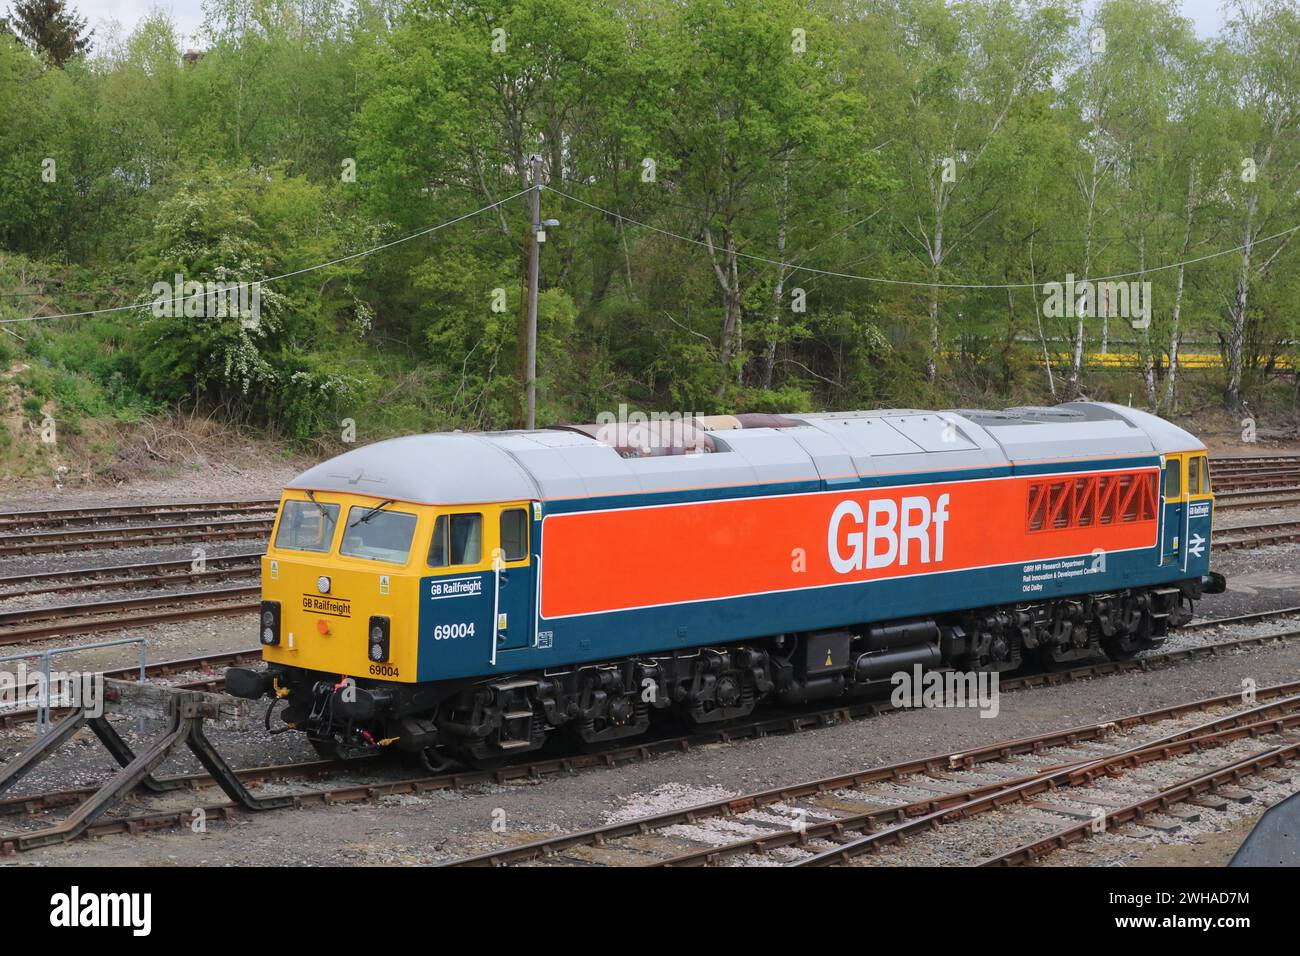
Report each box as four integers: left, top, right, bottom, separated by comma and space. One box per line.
368, 616, 391, 663
259, 601, 281, 646
317, 575, 331, 594
828, 493, 951, 573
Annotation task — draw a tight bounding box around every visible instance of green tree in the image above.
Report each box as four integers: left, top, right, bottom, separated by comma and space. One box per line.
644, 0, 884, 399
130, 165, 373, 436
1219, 0, 1300, 411
3, 0, 91, 66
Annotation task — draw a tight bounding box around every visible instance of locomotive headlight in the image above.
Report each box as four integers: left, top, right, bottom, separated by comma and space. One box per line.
316, 575, 331, 594
259, 600, 281, 646
368, 615, 391, 663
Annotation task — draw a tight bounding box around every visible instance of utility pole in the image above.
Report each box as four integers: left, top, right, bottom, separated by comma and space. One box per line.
525, 155, 542, 431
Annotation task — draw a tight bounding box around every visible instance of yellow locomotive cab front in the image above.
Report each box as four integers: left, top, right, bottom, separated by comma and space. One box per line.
259, 491, 426, 684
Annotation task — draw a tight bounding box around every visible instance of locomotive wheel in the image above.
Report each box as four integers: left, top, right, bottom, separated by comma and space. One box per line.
682, 676, 757, 725
570, 696, 651, 749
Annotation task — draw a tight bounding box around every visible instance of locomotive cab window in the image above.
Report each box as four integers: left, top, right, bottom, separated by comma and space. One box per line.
1188, 456, 1202, 498
499, 509, 528, 562
1164, 458, 1182, 500
1194, 455, 1211, 494
274, 499, 339, 553
428, 513, 483, 567
340, 506, 417, 564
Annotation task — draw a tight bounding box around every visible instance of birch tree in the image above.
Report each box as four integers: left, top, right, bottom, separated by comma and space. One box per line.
1220, 0, 1300, 411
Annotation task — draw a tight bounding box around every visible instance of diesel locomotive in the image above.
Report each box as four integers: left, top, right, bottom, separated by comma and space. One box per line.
226, 403, 1226, 767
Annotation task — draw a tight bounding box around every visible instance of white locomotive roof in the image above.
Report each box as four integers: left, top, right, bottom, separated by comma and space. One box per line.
286, 433, 542, 506
286, 402, 1204, 505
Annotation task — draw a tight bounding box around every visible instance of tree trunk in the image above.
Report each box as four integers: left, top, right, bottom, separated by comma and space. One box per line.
1163, 172, 1197, 413
1067, 155, 1100, 400
731, 239, 743, 387
1136, 236, 1157, 410
705, 224, 741, 399
1030, 239, 1056, 400
1224, 191, 1257, 412
762, 154, 791, 390
925, 214, 944, 383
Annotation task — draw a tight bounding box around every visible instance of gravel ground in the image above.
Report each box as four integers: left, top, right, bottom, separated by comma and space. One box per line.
0, 537, 267, 585
0, 465, 302, 514
0, 491, 1296, 867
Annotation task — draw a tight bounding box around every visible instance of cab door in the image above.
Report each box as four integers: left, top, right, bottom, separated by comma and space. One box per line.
1185, 453, 1213, 572
491, 502, 536, 653
422, 510, 496, 674
1162, 454, 1185, 566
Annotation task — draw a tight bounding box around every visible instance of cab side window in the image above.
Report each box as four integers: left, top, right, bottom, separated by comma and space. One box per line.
452, 514, 482, 563
1187, 456, 1201, 497
1198, 455, 1212, 494
1165, 459, 1182, 500
428, 513, 483, 567
500, 509, 528, 561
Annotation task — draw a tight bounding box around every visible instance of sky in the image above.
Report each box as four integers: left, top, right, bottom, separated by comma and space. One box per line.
67, 0, 1233, 50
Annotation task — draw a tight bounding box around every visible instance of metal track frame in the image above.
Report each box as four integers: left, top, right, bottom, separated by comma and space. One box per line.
0, 687, 292, 852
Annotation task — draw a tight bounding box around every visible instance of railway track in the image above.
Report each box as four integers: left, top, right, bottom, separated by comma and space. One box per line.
1211, 486, 1300, 511
0, 552, 264, 600
982, 752, 1295, 866
1212, 520, 1300, 550
801, 709, 1300, 868
444, 683, 1300, 867
1212, 471, 1300, 492
1207, 454, 1300, 470
0, 517, 273, 558
0, 499, 276, 532
0, 756, 373, 821
1185, 605, 1300, 631
0, 587, 258, 647
5, 614, 1300, 854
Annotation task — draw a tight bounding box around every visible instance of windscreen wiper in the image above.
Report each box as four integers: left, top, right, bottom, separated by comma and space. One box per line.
304, 489, 329, 520
349, 499, 396, 529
